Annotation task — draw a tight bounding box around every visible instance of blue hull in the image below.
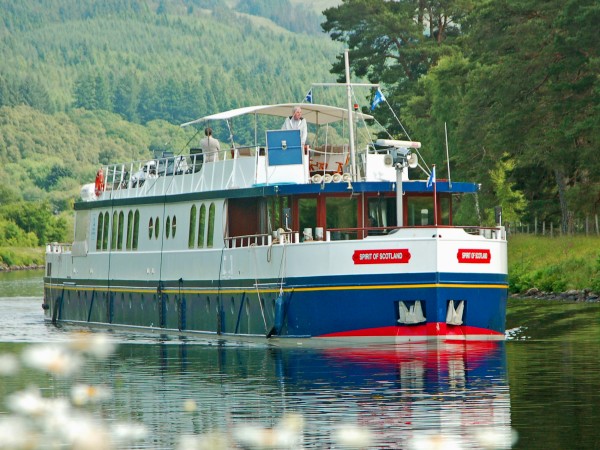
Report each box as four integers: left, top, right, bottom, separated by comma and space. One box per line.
44, 271, 507, 341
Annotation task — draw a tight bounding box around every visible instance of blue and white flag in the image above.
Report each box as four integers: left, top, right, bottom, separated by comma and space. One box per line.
304, 89, 313, 104
427, 166, 436, 188
371, 88, 386, 110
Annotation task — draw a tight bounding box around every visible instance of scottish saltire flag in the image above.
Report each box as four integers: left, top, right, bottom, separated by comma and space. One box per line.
304, 89, 313, 104
427, 166, 436, 188
371, 88, 385, 110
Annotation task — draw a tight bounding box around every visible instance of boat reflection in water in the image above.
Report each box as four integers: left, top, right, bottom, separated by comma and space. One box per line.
106, 339, 515, 449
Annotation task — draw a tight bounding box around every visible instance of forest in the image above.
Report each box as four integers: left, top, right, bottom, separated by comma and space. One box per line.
0, 0, 598, 249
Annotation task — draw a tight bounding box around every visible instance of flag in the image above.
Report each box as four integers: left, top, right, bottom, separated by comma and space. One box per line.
371, 88, 385, 110
304, 89, 313, 104
427, 166, 436, 188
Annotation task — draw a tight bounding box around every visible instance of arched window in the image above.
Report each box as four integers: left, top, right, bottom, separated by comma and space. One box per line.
117, 211, 124, 250
96, 212, 104, 250
198, 204, 206, 248
188, 205, 197, 248
207, 203, 216, 248
133, 210, 140, 250
111, 211, 118, 250
126, 211, 133, 250
102, 212, 110, 250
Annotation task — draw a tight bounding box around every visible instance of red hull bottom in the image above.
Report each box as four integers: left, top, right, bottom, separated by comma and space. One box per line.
318, 323, 504, 341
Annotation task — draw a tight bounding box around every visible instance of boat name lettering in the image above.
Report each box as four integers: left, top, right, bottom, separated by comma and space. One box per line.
352, 249, 411, 265
457, 249, 491, 264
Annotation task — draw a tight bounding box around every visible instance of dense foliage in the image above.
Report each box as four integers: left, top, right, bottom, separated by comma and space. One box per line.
0, 0, 597, 252
0, 0, 342, 249
323, 0, 599, 232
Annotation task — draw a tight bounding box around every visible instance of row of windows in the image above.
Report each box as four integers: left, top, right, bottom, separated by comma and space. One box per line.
97, 210, 140, 251
96, 203, 216, 252
188, 203, 216, 249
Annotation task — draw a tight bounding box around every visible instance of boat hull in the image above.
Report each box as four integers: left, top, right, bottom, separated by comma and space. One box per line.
43, 271, 507, 342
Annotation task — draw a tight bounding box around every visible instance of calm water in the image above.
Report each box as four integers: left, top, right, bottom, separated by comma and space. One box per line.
1, 270, 600, 449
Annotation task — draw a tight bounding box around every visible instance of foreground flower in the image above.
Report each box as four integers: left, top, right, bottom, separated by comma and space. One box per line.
71, 384, 112, 406
22, 343, 83, 377
233, 413, 304, 449
6, 387, 69, 418
0, 353, 20, 376
178, 432, 230, 450
67, 331, 116, 359
0, 417, 38, 449
408, 433, 463, 450
333, 425, 374, 448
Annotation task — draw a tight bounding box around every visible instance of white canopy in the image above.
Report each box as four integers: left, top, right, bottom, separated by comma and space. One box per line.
180, 103, 374, 127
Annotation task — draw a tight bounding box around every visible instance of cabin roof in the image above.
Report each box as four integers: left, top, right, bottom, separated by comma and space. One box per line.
180, 103, 374, 127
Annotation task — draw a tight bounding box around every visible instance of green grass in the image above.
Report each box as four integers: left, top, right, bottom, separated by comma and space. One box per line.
0, 247, 45, 269
508, 235, 600, 293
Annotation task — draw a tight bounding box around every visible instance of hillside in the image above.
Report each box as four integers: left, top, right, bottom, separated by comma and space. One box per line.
0, 0, 345, 210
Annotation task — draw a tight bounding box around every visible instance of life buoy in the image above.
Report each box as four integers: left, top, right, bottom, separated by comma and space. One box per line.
95, 168, 105, 197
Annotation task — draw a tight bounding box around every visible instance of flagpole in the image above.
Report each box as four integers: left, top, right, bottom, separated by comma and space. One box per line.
344, 49, 358, 182
432, 164, 438, 226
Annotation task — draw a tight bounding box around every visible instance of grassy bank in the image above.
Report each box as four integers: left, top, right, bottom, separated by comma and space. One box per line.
508, 235, 600, 294
0, 247, 45, 270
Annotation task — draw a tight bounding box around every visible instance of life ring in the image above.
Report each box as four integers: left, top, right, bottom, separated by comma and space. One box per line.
95, 168, 105, 196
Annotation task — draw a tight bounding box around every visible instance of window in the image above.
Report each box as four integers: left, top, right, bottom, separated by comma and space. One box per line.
111, 211, 118, 249
133, 210, 140, 249
102, 212, 109, 250
188, 205, 197, 248
326, 197, 357, 240
96, 213, 104, 250
155, 216, 160, 239
117, 211, 124, 250
172, 215, 177, 238
198, 204, 206, 248
207, 203, 216, 248
166, 216, 171, 239
148, 217, 154, 239
126, 211, 133, 250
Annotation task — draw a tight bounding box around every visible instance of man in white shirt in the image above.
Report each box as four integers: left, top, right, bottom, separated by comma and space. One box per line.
200, 127, 220, 162
281, 106, 307, 147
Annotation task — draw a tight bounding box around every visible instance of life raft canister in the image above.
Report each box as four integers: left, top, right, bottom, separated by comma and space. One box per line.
95, 168, 105, 197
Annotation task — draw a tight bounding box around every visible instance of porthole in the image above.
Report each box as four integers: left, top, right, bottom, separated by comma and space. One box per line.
172, 216, 177, 238
155, 217, 160, 239
148, 218, 154, 239
166, 216, 171, 239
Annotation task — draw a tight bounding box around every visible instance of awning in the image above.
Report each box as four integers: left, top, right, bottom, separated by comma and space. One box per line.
180, 103, 374, 127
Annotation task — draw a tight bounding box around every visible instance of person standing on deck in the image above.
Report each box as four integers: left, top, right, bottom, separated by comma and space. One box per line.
281, 106, 307, 147
200, 127, 220, 162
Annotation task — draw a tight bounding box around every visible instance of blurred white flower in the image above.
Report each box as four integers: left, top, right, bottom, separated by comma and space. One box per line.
178, 432, 230, 450
22, 343, 83, 377
333, 425, 374, 448
6, 387, 48, 417
0, 417, 38, 449
61, 415, 111, 450
409, 433, 463, 450
68, 332, 116, 359
111, 422, 149, 443
71, 384, 112, 406
473, 427, 519, 449
183, 399, 198, 412
233, 413, 304, 449
0, 353, 20, 376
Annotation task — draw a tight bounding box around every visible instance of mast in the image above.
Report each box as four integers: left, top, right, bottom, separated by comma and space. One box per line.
344, 50, 358, 181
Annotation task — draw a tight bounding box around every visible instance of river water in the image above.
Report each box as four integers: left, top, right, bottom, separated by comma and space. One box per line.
1, 270, 599, 449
